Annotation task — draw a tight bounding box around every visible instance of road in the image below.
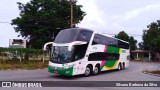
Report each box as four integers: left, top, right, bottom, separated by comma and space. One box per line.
0, 61, 159, 90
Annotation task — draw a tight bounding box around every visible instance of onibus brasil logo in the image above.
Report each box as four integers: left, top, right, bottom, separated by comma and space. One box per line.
1, 82, 42, 87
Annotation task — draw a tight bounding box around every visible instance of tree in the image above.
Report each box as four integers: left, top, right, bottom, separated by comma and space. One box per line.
138, 42, 149, 50
138, 42, 143, 50
115, 31, 137, 50
115, 31, 129, 42
11, 0, 86, 49
129, 36, 137, 50
143, 20, 160, 60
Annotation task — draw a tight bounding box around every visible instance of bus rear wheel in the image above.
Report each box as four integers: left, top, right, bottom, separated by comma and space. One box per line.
93, 65, 100, 75
122, 63, 125, 70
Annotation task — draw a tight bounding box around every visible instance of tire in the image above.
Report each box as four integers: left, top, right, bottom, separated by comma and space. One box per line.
122, 63, 125, 70
117, 63, 122, 71
93, 65, 100, 75
84, 66, 92, 77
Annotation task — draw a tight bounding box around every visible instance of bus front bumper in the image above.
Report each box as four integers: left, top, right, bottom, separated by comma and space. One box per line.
48, 66, 73, 76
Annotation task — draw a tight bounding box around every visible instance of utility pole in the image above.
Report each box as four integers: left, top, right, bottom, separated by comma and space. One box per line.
70, 0, 73, 28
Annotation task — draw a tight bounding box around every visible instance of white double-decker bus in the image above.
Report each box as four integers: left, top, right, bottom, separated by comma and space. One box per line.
44, 28, 130, 76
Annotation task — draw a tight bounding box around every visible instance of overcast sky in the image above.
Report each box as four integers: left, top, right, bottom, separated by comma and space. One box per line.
0, 0, 160, 47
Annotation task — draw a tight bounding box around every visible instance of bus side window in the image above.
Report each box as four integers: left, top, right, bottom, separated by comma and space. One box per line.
77, 31, 93, 42
92, 34, 98, 45
92, 34, 103, 45
88, 52, 120, 61
73, 44, 88, 61
92, 34, 119, 47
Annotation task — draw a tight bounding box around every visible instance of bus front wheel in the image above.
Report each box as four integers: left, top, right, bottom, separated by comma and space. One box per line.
84, 66, 92, 77
118, 63, 122, 71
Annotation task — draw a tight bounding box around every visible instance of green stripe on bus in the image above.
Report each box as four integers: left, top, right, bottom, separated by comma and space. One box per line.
106, 46, 120, 54
104, 60, 117, 67
100, 60, 117, 70
48, 66, 73, 76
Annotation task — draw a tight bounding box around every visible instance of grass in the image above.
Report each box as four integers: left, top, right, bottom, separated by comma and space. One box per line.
143, 69, 160, 76
0, 59, 48, 70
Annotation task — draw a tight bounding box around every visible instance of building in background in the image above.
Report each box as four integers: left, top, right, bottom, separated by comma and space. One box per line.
9, 39, 27, 48
131, 50, 151, 61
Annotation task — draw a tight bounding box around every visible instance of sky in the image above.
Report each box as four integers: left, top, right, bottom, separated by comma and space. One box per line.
1, 0, 160, 47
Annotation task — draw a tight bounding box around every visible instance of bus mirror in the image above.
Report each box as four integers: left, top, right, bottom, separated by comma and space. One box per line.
68, 45, 73, 51
43, 42, 53, 51
68, 41, 87, 51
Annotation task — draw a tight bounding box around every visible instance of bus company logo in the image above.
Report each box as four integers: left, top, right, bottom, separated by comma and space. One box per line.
1, 82, 42, 87
2, 82, 11, 87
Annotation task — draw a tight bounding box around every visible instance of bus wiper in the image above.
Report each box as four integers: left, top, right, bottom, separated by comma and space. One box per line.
64, 55, 68, 60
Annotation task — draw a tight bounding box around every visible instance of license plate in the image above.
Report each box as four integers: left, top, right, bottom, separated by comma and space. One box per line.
54, 70, 58, 74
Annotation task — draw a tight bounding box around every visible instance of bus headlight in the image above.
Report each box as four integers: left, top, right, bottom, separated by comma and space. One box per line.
64, 65, 73, 69
64, 66, 69, 68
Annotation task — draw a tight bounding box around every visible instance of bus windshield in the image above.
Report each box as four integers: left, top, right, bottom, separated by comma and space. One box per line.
50, 46, 73, 64
50, 43, 88, 64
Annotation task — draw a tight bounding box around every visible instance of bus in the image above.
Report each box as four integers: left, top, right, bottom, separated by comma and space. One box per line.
43, 28, 130, 76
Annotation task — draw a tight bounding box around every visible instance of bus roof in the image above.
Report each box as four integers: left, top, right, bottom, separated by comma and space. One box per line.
54, 28, 93, 43
57, 28, 129, 44
63, 28, 93, 32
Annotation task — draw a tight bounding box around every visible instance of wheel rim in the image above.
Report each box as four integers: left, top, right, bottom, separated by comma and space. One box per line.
85, 67, 90, 76
118, 64, 121, 70
94, 67, 98, 74
123, 63, 125, 69
121, 63, 124, 70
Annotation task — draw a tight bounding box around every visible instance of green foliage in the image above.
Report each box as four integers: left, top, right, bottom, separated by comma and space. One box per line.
143, 20, 160, 52
11, 0, 86, 49
115, 31, 137, 50
0, 47, 43, 54
115, 31, 129, 42
129, 36, 137, 50
0, 47, 44, 61
138, 42, 143, 50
